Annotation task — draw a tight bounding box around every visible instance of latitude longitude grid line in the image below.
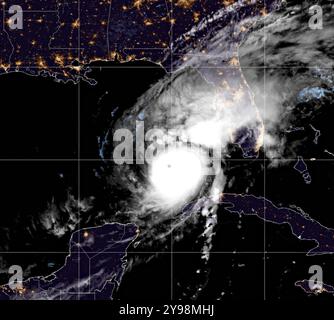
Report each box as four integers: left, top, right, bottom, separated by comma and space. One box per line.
0, 251, 331, 254
263, 2, 267, 300
169, 0, 174, 302
77, 0, 81, 301
0, 159, 333, 161
0, 66, 332, 69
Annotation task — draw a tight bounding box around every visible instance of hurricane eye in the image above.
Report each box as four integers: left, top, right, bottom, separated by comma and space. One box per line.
149, 146, 208, 207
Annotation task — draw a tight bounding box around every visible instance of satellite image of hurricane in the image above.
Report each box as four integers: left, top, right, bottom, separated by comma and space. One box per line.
0, 0, 333, 311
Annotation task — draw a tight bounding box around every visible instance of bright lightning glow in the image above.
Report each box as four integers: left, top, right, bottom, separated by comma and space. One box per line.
149, 147, 206, 207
